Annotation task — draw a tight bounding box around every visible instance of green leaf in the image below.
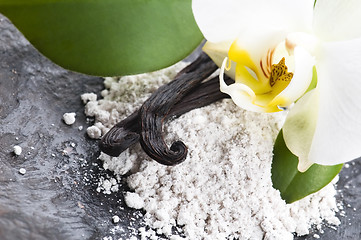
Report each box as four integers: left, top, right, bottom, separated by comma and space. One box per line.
0, 0, 203, 76
305, 66, 317, 94
271, 130, 343, 203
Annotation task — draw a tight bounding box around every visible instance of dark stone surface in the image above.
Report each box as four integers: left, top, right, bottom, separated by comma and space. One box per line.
0, 15, 359, 240
0, 16, 144, 240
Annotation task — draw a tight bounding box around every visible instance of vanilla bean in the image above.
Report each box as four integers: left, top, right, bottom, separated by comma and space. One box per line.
169, 75, 232, 118
100, 75, 233, 157
100, 53, 236, 166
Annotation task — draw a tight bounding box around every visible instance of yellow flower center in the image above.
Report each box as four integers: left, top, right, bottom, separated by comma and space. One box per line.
227, 40, 294, 112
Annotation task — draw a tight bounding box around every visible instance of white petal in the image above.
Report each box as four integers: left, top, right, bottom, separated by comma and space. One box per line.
270, 46, 315, 107
233, 28, 288, 68
272, 0, 314, 33
283, 89, 319, 172
313, 0, 361, 41
192, 0, 314, 43
192, 0, 244, 43
221, 82, 264, 112
202, 41, 231, 67
202, 41, 235, 79
309, 38, 361, 165
285, 32, 320, 55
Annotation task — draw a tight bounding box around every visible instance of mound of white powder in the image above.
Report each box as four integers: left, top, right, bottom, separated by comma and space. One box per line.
83, 62, 340, 239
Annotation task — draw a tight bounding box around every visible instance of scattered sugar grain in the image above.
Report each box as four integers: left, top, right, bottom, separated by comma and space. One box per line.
97, 177, 119, 195
112, 215, 120, 224
19, 168, 26, 175
84, 62, 341, 239
13, 145, 22, 155
63, 112, 76, 125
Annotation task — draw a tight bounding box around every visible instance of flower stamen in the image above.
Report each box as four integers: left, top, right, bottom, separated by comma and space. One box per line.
269, 57, 293, 87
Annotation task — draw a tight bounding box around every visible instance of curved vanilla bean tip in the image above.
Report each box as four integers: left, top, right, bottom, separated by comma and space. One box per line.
140, 137, 188, 166
139, 53, 217, 165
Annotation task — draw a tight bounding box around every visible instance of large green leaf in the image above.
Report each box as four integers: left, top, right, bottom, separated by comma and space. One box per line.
271, 130, 343, 203
0, 0, 203, 76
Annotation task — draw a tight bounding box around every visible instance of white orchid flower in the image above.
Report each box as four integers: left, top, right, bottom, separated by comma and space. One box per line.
192, 0, 361, 172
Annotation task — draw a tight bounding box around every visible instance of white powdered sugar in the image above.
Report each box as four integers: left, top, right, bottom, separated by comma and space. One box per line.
83, 62, 340, 239
96, 176, 119, 195
124, 192, 145, 210
13, 145, 22, 155
63, 112, 76, 125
